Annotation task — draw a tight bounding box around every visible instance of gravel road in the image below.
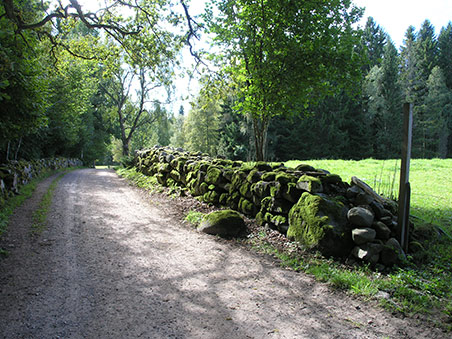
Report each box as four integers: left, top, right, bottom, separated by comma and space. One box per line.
0, 169, 444, 338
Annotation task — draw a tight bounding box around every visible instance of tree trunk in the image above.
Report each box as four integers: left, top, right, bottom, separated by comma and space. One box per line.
252, 116, 269, 161
122, 139, 130, 156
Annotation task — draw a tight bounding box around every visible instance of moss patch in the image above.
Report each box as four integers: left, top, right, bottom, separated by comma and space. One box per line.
198, 210, 245, 237
288, 192, 351, 257
296, 175, 323, 193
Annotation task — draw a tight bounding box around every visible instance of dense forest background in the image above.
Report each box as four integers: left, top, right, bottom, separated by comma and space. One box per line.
1, 0, 451, 164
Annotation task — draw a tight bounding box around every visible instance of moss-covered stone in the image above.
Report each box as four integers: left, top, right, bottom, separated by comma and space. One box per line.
239, 182, 253, 199
203, 190, 219, 203
198, 210, 246, 237
320, 174, 342, 185
223, 169, 234, 182
255, 211, 265, 226
282, 182, 302, 203
176, 158, 188, 173
199, 182, 209, 195
158, 163, 171, 173
296, 175, 323, 193
239, 197, 254, 216
268, 198, 293, 214
294, 164, 316, 172
170, 170, 181, 182
231, 170, 247, 192
261, 171, 276, 181
254, 162, 273, 171
155, 173, 167, 186
287, 192, 352, 257
197, 170, 206, 184
206, 166, 223, 185
275, 172, 296, 185
246, 169, 262, 184
252, 181, 271, 198
219, 193, 229, 205
260, 196, 272, 211
270, 182, 281, 198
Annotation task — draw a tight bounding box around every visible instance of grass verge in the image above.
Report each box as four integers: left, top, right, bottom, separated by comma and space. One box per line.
116, 167, 159, 191
1, 170, 56, 239
30, 172, 67, 235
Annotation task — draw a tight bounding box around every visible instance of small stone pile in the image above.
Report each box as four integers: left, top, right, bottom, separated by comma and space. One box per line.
134, 146, 406, 266
0, 158, 82, 205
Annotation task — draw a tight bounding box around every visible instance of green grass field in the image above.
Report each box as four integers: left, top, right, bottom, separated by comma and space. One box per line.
285, 159, 452, 234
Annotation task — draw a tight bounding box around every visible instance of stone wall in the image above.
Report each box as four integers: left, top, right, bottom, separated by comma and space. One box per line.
134, 146, 406, 267
0, 158, 82, 204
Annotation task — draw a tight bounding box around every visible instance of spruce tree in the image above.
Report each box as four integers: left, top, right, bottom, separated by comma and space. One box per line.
438, 23, 452, 90
425, 66, 452, 158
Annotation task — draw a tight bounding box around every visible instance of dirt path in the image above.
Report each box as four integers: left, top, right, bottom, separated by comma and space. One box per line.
0, 169, 444, 338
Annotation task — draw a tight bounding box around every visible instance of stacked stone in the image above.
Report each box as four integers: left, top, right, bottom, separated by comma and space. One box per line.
134, 146, 405, 266
0, 158, 82, 204
347, 186, 406, 266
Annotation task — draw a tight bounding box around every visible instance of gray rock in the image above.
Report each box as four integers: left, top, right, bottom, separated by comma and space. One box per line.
351, 243, 382, 264
373, 221, 391, 240
370, 201, 385, 219
355, 192, 374, 206
198, 210, 246, 237
380, 208, 393, 218
380, 216, 393, 226
346, 185, 363, 199
347, 207, 374, 227
380, 237, 406, 266
352, 228, 376, 245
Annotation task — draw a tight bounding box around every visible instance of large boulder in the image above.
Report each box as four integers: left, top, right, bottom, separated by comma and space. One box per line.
198, 210, 246, 237
287, 192, 353, 257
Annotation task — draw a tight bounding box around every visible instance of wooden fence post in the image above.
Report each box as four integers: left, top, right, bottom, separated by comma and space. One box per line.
397, 103, 413, 252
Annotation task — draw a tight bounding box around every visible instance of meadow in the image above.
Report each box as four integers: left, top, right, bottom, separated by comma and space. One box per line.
285, 159, 452, 235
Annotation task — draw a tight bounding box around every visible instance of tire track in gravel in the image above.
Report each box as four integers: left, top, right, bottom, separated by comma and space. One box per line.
0, 169, 444, 338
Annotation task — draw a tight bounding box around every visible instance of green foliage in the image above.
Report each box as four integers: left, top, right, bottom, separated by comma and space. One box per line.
116, 167, 158, 190
183, 92, 220, 156
363, 41, 403, 158
207, 0, 363, 160
185, 210, 205, 227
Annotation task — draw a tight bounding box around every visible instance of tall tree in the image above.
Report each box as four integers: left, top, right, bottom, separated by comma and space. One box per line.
207, 0, 363, 160
101, 65, 163, 156
184, 94, 220, 155
170, 105, 186, 148
400, 26, 418, 104
438, 23, 452, 90
424, 66, 452, 158
364, 41, 403, 158
360, 16, 387, 71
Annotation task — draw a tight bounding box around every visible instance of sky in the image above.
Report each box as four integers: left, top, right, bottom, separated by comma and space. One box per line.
353, 0, 451, 48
